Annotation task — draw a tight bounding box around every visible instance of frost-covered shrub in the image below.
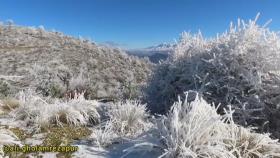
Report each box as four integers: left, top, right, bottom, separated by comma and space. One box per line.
138, 92, 280, 158
146, 15, 280, 138
10, 90, 100, 129
68, 70, 89, 93
120, 81, 141, 100
28, 63, 70, 98
107, 100, 151, 137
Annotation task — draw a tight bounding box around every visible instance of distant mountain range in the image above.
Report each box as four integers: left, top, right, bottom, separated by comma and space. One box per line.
126, 43, 175, 63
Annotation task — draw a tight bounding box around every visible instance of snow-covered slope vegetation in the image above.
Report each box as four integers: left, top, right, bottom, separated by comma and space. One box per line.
0, 22, 153, 101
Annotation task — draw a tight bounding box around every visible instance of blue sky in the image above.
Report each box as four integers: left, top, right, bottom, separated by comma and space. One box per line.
0, 0, 280, 49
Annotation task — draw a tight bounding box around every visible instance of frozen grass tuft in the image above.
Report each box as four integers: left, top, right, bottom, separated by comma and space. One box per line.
224, 124, 280, 158
108, 100, 152, 137
10, 90, 100, 130
89, 100, 152, 148
91, 122, 118, 148
157, 92, 231, 158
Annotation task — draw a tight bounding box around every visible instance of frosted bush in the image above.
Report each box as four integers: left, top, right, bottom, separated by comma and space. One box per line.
68, 70, 89, 92
132, 92, 280, 158
10, 90, 100, 129
28, 63, 70, 98
146, 14, 280, 138
107, 100, 152, 137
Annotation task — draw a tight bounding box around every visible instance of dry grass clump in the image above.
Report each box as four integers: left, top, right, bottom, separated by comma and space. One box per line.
0, 98, 20, 114
8, 127, 30, 141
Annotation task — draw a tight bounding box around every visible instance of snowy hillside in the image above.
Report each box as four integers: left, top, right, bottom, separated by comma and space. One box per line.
0, 22, 153, 101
